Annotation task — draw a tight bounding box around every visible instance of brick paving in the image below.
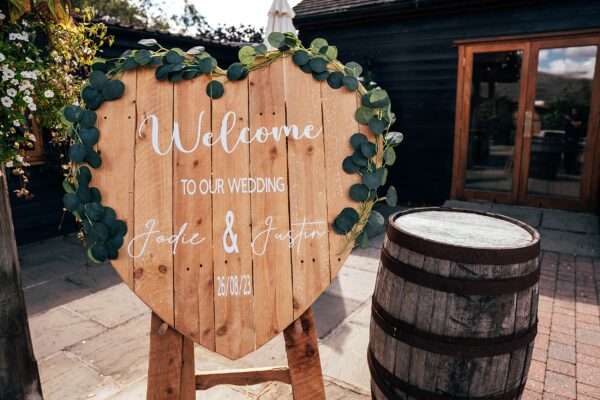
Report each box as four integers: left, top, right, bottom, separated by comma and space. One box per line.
522, 254, 600, 400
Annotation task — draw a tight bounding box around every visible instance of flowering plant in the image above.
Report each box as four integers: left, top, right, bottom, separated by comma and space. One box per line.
0, 8, 110, 197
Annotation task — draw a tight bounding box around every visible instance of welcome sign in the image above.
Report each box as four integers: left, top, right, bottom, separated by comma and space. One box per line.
62, 34, 400, 359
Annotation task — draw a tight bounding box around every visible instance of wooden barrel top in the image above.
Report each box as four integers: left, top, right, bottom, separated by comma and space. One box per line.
388, 207, 540, 265
393, 209, 535, 249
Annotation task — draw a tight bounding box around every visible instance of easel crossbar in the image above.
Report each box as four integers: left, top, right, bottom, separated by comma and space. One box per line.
195, 366, 291, 390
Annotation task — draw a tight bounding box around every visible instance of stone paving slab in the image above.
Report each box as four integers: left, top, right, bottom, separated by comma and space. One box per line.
29, 306, 106, 359
542, 209, 599, 234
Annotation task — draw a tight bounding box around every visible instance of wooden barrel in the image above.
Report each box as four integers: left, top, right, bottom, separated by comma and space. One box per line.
369, 207, 540, 400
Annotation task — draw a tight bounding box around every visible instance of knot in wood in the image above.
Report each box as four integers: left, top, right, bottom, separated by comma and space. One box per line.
158, 264, 168, 273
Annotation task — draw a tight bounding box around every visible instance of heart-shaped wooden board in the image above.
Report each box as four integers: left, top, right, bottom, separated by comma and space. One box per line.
92, 56, 369, 359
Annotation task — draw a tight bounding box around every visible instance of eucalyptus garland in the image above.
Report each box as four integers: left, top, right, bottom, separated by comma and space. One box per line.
62, 32, 403, 262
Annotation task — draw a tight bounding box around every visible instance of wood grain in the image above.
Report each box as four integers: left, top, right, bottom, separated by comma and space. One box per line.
283, 57, 331, 319
134, 69, 175, 326
211, 77, 255, 359
173, 75, 214, 349
95, 70, 137, 287
321, 80, 361, 278
249, 62, 294, 347
196, 366, 291, 390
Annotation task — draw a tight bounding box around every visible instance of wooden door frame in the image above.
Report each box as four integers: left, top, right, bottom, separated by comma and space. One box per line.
452, 30, 600, 211
451, 41, 532, 205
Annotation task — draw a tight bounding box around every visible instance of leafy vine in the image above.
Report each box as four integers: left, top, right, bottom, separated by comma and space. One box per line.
63, 31, 403, 262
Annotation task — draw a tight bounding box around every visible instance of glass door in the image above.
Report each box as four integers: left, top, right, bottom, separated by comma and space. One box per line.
455, 42, 531, 204
520, 37, 600, 209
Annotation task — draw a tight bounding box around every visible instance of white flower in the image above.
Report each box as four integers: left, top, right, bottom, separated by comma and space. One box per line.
27, 102, 36, 111
5, 161, 13, 168
23, 90, 31, 96
26, 133, 36, 142
0, 12, 6, 20
13, 120, 20, 127
25, 57, 34, 64
2, 68, 15, 81
0, 53, 5, 62
7, 88, 17, 97
44, 89, 55, 98
15, 155, 24, 163
10, 79, 18, 85
23, 95, 33, 104
1, 96, 13, 107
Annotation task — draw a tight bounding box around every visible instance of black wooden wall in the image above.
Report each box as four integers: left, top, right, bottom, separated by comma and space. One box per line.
295, 0, 600, 204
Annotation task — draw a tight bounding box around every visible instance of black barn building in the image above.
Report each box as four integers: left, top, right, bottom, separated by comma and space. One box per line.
294, 0, 600, 212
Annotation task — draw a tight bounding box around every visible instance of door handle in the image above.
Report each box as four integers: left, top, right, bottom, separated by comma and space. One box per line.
524, 110, 533, 139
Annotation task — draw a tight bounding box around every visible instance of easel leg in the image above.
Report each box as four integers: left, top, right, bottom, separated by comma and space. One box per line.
147, 312, 195, 400
283, 307, 326, 400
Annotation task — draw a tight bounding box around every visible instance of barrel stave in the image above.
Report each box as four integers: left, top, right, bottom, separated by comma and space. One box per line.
370, 210, 540, 400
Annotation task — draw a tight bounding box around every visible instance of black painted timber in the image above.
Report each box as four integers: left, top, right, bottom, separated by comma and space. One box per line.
295, 0, 600, 204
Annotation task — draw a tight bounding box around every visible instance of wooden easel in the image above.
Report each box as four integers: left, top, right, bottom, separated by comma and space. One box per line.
146, 307, 326, 400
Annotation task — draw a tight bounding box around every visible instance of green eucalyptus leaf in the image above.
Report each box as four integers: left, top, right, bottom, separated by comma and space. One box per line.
351, 150, 368, 167
385, 131, 404, 145
80, 127, 100, 147
360, 141, 376, 158
102, 80, 125, 101
62, 179, 75, 194
268, 32, 285, 48
110, 220, 128, 236
182, 69, 198, 80
156, 64, 173, 80
168, 70, 184, 83
368, 117, 387, 135
164, 49, 184, 64
254, 43, 268, 55
357, 230, 369, 248
186, 45, 205, 55
365, 210, 385, 237
385, 186, 398, 207
292, 50, 310, 66
91, 61, 109, 72
108, 234, 124, 251
138, 38, 159, 47
355, 106, 374, 125
78, 166, 92, 185
90, 187, 102, 203
349, 184, 370, 202
363, 171, 381, 190
326, 71, 344, 89
308, 57, 328, 73
84, 202, 105, 222
79, 110, 97, 128
69, 143, 88, 163
85, 149, 102, 168
342, 156, 360, 174
312, 71, 329, 81
197, 57, 214, 74
134, 49, 152, 65
121, 57, 138, 71
63, 193, 80, 211
238, 46, 256, 65
76, 184, 92, 203
342, 75, 358, 91
81, 86, 100, 106
333, 207, 359, 234
310, 38, 328, 52
206, 80, 224, 99
227, 63, 248, 81
299, 63, 312, 74
89, 70, 108, 88
63, 105, 82, 123
350, 133, 368, 150
376, 167, 388, 186
345, 61, 363, 77
368, 88, 390, 107
384, 147, 396, 165
102, 207, 117, 226
319, 45, 338, 60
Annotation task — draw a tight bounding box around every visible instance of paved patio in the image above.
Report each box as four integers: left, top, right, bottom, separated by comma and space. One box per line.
20, 202, 600, 399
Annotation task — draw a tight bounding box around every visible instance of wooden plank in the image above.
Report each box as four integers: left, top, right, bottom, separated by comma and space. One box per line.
146, 313, 195, 400
134, 69, 175, 325
212, 77, 254, 359
195, 366, 291, 390
173, 76, 215, 349
451, 45, 465, 199
249, 62, 294, 347
95, 70, 137, 287
283, 57, 331, 319
321, 80, 361, 277
283, 307, 326, 400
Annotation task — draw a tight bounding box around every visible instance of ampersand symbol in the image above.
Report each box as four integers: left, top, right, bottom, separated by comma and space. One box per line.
223, 210, 239, 254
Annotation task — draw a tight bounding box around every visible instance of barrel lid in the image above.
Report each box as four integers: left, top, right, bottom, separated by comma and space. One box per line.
388, 207, 540, 264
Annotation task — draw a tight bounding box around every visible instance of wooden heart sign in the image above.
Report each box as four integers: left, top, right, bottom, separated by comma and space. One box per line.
62, 35, 400, 359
